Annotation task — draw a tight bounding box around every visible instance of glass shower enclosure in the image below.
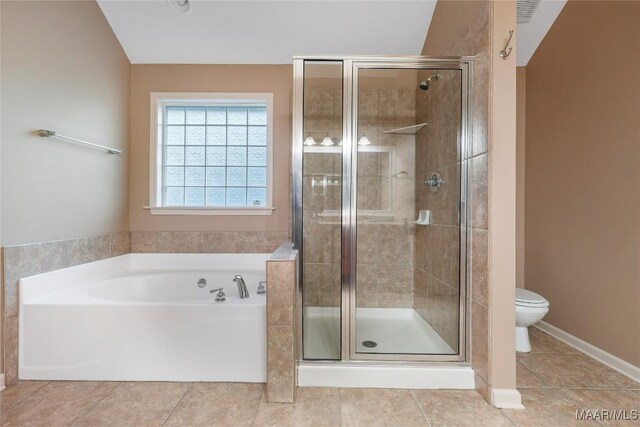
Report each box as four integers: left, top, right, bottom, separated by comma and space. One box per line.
292, 56, 471, 363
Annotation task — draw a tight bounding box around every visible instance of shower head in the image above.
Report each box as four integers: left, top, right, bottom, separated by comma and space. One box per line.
419, 73, 440, 91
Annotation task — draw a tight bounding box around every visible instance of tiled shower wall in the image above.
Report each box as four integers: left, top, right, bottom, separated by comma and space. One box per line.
447, 3, 492, 400
302, 86, 415, 309
413, 69, 463, 352
1, 232, 131, 385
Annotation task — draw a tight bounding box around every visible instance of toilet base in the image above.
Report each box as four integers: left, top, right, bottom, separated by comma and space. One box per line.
516, 326, 531, 352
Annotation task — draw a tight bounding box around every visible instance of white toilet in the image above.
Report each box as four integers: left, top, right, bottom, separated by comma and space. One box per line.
515, 288, 549, 352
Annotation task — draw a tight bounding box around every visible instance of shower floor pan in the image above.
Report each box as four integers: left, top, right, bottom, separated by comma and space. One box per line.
299, 307, 473, 389
303, 307, 455, 359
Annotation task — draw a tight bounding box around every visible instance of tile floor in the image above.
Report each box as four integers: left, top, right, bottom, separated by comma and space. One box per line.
1, 328, 638, 427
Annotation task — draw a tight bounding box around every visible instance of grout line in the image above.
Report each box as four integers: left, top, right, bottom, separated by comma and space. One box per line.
500, 408, 520, 426
336, 387, 342, 427
2, 380, 50, 409
516, 360, 552, 388
161, 382, 191, 426
250, 385, 265, 427
409, 390, 432, 427
71, 381, 121, 426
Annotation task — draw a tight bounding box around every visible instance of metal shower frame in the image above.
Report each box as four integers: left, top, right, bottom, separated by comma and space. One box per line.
292, 55, 474, 365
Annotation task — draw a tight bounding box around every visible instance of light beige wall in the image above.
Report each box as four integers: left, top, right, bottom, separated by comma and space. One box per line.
525, 0, 640, 366
488, 0, 517, 392
129, 65, 292, 233
0, 0, 130, 247
516, 67, 526, 289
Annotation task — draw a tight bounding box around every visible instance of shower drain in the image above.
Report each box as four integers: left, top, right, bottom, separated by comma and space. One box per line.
362, 340, 378, 348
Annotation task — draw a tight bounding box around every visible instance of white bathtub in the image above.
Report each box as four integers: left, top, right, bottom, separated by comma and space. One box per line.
19, 253, 269, 382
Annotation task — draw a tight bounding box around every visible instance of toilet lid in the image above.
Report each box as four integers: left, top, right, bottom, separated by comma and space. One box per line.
516, 288, 549, 306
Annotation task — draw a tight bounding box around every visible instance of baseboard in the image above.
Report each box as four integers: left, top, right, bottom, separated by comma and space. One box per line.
535, 321, 640, 383
491, 388, 523, 409
0, 373, 5, 392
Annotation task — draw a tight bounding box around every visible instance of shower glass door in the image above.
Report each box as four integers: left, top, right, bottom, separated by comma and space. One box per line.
300, 61, 343, 360
352, 66, 463, 358
295, 57, 469, 362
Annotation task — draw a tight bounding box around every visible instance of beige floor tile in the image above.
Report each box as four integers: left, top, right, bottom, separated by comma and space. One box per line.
413, 389, 513, 426
504, 388, 600, 427
528, 328, 579, 354
0, 381, 118, 427
75, 382, 188, 426
563, 389, 640, 427
516, 361, 550, 389
0, 381, 49, 409
164, 383, 263, 427
253, 387, 340, 427
339, 388, 428, 427
518, 353, 637, 389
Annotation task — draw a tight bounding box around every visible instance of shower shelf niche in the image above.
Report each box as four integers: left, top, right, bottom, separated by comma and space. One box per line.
383, 122, 428, 135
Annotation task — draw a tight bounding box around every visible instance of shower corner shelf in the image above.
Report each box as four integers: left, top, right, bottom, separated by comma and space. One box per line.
383, 122, 428, 135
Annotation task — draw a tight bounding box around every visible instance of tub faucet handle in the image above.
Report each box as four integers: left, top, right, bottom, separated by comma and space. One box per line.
210, 287, 226, 302
197, 278, 207, 288
257, 280, 266, 295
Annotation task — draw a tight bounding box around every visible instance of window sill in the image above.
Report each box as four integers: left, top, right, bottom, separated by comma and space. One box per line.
144, 206, 276, 216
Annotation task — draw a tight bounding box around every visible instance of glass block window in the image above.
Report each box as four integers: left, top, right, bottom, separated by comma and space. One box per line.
158, 102, 270, 208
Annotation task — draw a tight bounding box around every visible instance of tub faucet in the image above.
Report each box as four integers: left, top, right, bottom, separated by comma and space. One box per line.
233, 275, 249, 299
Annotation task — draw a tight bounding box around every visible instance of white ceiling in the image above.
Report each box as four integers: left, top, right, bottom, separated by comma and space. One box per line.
517, 0, 567, 66
97, 0, 437, 64
97, 0, 564, 66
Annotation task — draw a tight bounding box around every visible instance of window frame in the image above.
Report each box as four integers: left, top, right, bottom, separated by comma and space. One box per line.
149, 92, 275, 216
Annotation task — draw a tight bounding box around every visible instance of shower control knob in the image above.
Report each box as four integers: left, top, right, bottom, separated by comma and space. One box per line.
424, 171, 444, 193
257, 280, 266, 295
210, 287, 226, 302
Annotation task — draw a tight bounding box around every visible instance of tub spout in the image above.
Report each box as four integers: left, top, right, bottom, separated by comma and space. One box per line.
233, 275, 249, 299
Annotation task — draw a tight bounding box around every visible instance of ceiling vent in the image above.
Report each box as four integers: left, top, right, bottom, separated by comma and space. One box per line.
517, 0, 541, 24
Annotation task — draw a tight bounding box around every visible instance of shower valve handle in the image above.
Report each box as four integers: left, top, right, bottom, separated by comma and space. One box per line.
210, 287, 226, 302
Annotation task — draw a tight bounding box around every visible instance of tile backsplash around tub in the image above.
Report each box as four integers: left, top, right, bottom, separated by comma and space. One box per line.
2, 230, 289, 385
130, 231, 289, 254
2, 231, 131, 385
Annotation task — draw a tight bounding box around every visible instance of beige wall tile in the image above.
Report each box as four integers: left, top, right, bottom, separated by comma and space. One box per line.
471, 228, 489, 306
3, 315, 19, 385
266, 325, 295, 403
67, 235, 110, 267
472, 79, 489, 156
470, 154, 488, 230
156, 231, 203, 253
267, 262, 295, 327
471, 300, 489, 383
109, 231, 131, 257
130, 231, 158, 253
3, 241, 69, 318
